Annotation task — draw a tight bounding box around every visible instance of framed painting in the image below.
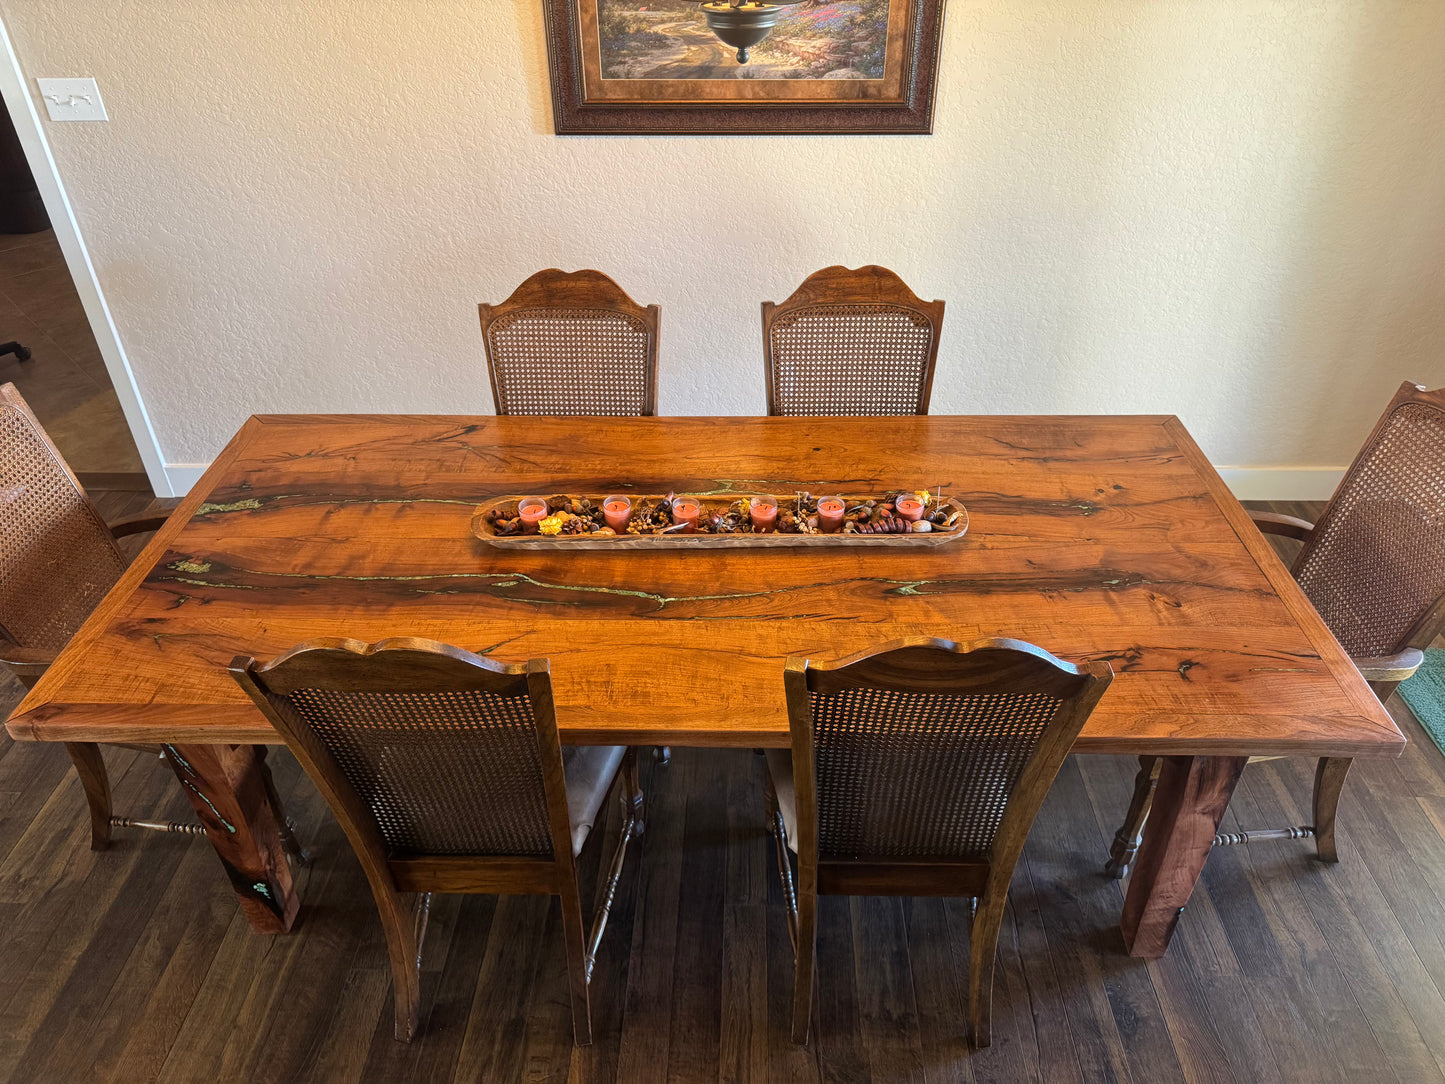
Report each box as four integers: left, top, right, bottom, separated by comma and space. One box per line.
543, 0, 947, 134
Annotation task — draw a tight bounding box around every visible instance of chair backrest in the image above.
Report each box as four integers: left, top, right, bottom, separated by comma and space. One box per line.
761, 265, 945, 416
231, 638, 574, 863
785, 637, 1111, 864
479, 269, 660, 417
1292, 382, 1445, 658
0, 382, 126, 650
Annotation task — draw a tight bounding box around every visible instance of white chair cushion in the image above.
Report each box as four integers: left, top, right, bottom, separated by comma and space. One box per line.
764, 748, 798, 854
562, 745, 627, 856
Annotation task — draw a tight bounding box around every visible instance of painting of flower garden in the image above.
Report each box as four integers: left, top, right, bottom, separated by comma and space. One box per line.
597, 0, 890, 81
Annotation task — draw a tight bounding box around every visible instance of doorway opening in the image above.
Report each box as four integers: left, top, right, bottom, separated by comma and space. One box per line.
0, 106, 148, 490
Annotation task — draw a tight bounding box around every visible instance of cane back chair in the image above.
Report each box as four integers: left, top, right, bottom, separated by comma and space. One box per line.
764, 637, 1113, 1047
0, 381, 246, 850
480, 270, 670, 762
1107, 380, 1445, 877
231, 637, 644, 1044
479, 268, 660, 417
761, 265, 945, 416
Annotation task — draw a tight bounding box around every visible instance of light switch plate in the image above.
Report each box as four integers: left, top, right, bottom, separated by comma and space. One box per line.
36, 78, 108, 122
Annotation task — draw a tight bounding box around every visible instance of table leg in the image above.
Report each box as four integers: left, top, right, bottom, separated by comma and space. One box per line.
1120, 754, 1246, 958
163, 743, 299, 933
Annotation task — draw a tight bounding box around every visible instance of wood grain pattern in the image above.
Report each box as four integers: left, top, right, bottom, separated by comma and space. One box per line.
1120, 754, 1247, 957
2, 498, 1439, 1080
4, 415, 1405, 766
162, 742, 298, 934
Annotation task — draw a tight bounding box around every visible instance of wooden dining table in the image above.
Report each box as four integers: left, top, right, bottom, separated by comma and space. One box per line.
4, 413, 1405, 957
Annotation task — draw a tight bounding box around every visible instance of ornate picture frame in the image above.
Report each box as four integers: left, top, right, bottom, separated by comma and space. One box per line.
543, 0, 947, 135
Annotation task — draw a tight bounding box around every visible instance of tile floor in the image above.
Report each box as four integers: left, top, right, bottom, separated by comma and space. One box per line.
0, 229, 145, 476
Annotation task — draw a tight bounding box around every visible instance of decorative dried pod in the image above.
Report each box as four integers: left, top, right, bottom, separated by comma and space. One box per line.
843, 521, 858, 533
946, 511, 964, 528
910, 520, 932, 533
594, 526, 616, 537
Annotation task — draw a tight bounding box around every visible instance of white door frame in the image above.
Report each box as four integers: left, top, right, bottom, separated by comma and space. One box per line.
0, 16, 173, 497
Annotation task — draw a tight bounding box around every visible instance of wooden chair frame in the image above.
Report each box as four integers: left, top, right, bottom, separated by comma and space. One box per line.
0, 382, 234, 851
1107, 381, 1445, 876
768, 636, 1112, 1048
231, 636, 643, 1044
760, 265, 945, 416
478, 268, 660, 417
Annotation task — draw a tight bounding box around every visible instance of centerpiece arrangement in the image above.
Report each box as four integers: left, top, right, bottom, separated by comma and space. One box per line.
471, 489, 969, 550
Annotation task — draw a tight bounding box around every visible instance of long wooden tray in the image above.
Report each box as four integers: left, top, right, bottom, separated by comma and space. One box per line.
470, 493, 969, 550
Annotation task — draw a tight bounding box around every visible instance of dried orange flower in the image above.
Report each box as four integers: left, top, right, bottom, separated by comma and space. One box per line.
538, 515, 565, 536
914, 489, 933, 505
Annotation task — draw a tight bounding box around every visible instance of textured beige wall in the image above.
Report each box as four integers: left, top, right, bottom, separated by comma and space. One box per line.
2, 0, 1443, 474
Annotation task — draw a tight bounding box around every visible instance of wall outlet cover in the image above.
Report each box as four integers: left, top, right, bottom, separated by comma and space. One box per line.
36, 77, 108, 121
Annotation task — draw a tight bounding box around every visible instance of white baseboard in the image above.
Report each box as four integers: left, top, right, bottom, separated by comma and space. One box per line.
163, 463, 211, 495
1215, 467, 1344, 502
162, 460, 1346, 503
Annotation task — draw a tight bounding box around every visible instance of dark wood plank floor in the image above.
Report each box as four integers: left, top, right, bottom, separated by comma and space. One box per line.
3, 499, 1445, 1082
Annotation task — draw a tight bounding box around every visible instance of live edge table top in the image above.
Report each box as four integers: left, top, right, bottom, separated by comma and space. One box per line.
5, 414, 1406, 759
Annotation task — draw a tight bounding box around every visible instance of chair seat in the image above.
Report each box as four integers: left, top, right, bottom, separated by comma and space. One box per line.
563, 745, 627, 856
764, 748, 798, 854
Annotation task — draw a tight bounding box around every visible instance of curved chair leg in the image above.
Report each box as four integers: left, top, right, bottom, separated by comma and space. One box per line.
791, 883, 817, 1046
560, 883, 594, 1046
65, 742, 112, 851
968, 885, 1009, 1049
378, 889, 426, 1042
1312, 757, 1352, 863
1105, 755, 1160, 878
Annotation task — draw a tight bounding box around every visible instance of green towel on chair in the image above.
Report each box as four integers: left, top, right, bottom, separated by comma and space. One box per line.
1399, 647, 1445, 757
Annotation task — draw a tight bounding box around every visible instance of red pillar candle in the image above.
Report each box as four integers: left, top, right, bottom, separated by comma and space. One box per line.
671, 496, 701, 533
817, 496, 845, 533
896, 495, 926, 522
603, 495, 632, 532
749, 495, 778, 532
517, 497, 548, 534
